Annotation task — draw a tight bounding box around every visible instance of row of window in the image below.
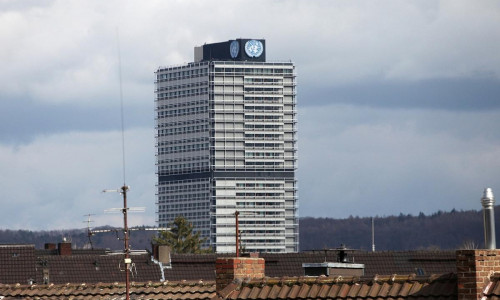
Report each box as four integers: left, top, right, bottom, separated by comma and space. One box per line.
157, 124, 210, 137
158, 164, 209, 173
244, 106, 282, 111
158, 192, 210, 202
244, 115, 282, 121
235, 192, 283, 197
239, 220, 284, 225
157, 99, 208, 111
235, 183, 283, 188
244, 124, 282, 131
244, 96, 284, 102
158, 143, 209, 155
158, 202, 210, 213
213, 67, 293, 75
244, 78, 283, 84
157, 88, 209, 99
245, 142, 284, 148
158, 137, 209, 147
158, 179, 210, 192
236, 201, 283, 208
157, 68, 208, 80
243, 87, 283, 93
156, 105, 208, 118
245, 161, 285, 167
159, 161, 210, 172
244, 133, 283, 139
157, 81, 207, 93
158, 155, 209, 165
240, 239, 284, 245
245, 152, 282, 158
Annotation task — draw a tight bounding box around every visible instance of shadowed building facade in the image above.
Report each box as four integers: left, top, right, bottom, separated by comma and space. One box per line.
155, 39, 298, 253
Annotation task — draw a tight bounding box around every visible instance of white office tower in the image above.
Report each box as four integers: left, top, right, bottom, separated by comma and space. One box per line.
155, 39, 298, 253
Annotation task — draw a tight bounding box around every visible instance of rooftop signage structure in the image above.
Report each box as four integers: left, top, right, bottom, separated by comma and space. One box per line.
194, 39, 266, 62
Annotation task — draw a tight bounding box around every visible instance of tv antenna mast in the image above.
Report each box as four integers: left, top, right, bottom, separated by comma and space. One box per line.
102, 186, 132, 300
98, 30, 169, 300
101, 29, 132, 300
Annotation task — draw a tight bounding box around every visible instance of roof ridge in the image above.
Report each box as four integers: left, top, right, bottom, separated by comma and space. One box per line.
237, 273, 457, 287
0, 280, 216, 289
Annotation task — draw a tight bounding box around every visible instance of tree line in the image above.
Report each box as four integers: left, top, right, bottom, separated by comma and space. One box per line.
300, 208, 497, 251
0, 207, 496, 251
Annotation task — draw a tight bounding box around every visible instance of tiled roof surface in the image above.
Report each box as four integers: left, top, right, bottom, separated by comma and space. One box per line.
224, 274, 458, 300
0, 245, 37, 285
0, 281, 216, 300
483, 274, 500, 300
0, 245, 457, 285
34, 253, 162, 284
166, 251, 456, 281
0, 274, 457, 300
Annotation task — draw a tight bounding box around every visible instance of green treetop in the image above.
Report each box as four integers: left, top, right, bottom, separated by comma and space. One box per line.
153, 215, 212, 254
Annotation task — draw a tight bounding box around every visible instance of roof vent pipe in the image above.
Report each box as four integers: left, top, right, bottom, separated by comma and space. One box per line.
481, 188, 496, 249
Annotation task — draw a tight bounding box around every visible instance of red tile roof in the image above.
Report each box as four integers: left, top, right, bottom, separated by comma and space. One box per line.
0, 281, 216, 300
222, 274, 458, 300
0, 273, 459, 300
483, 274, 500, 299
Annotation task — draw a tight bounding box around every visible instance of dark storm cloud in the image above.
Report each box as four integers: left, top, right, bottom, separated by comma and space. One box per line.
300, 77, 500, 111
0, 98, 153, 144
1, 0, 499, 230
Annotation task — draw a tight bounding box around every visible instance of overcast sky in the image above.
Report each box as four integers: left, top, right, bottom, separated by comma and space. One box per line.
1, 0, 499, 230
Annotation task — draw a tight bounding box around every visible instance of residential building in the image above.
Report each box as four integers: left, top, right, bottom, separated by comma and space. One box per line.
3, 248, 500, 299
155, 39, 298, 253
0, 242, 457, 285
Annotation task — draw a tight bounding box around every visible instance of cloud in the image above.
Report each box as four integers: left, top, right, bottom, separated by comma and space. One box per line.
298, 104, 500, 218
1, 0, 500, 230
300, 77, 500, 110
0, 128, 155, 230
2, 1, 499, 106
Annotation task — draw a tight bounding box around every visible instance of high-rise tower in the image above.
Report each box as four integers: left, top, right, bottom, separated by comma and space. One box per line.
155, 39, 298, 253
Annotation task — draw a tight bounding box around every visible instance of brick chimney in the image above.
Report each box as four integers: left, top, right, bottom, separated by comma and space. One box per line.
456, 249, 500, 299
215, 257, 265, 292
58, 242, 72, 256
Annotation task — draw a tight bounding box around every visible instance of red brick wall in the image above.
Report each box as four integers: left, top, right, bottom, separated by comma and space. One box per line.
58, 242, 72, 256
456, 249, 500, 299
215, 257, 265, 291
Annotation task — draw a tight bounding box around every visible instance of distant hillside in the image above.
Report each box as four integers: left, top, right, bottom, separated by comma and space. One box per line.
300, 207, 499, 251
0, 207, 497, 251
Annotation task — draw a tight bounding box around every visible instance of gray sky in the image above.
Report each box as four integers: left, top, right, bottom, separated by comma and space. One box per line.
1, 0, 499, 230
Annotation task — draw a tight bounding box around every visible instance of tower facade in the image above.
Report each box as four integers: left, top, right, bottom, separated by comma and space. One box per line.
155, 39, 298, 253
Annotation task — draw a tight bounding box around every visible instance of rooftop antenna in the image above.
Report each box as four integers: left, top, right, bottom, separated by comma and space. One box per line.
84, 212, 169, 251
84, 214, 96, 249
101, 29, 131, 300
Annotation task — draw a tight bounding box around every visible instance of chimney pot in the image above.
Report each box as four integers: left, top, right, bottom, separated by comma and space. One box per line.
481, 188, 496, 249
